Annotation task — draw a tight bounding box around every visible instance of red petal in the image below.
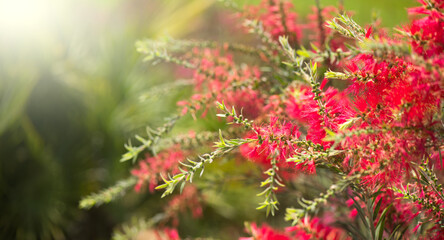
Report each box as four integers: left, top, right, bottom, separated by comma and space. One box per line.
365, 26, 373, 39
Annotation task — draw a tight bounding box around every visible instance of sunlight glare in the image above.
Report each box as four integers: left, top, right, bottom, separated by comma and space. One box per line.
0, 0, 53, 37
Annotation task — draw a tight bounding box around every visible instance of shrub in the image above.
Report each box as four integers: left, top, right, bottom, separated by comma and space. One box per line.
81, 0, 444, 239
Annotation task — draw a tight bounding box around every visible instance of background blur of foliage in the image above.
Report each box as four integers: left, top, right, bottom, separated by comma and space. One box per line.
0, 0, 415, 239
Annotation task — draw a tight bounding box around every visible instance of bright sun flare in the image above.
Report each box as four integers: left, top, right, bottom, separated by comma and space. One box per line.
0, 0, 52, 36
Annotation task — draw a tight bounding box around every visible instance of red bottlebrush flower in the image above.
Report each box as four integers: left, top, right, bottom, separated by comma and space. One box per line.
240, 223, 290, 240
306, 5, 352, 51
286, 84, 355, 148
285, 84, 313, 124
406, 0, 444, 66
240, 132, 269, 166
178, 48, 265, 119
240, 117, 305, 179
131, 148, 185, 192
243, 0, 303, 45
152, 228, 180, 240
345, 54, 440, 125
242, 117, 300, 163
285, 217, 349, 240
164, 185, 203, 226
163, 228, 180, 240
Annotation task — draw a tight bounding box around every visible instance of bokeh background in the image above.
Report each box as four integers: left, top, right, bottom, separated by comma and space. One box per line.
0, 0, 416, 239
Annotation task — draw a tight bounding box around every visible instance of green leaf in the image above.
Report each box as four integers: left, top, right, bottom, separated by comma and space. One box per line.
218, 129, 225, 146
373, 198, 383, 220
375, 204, 391, 240
351, 196, 370, 229
155, 183, 168, 190
179, 181, 186, 194
256, 204, 267, 210
312, 62, 318, 75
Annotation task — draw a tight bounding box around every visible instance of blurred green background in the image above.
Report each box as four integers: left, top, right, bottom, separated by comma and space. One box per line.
0, 0, 415, 239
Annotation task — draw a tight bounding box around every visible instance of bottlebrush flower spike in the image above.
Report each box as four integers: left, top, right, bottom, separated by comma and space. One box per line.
242, 117, 301, 164
241, 223, 290, 240
164, 185, 203, 226
243, 0, 303, 45
177, 48, 265, 119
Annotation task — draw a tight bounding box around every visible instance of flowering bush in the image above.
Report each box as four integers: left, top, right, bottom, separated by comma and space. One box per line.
81, 0, 444, 239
